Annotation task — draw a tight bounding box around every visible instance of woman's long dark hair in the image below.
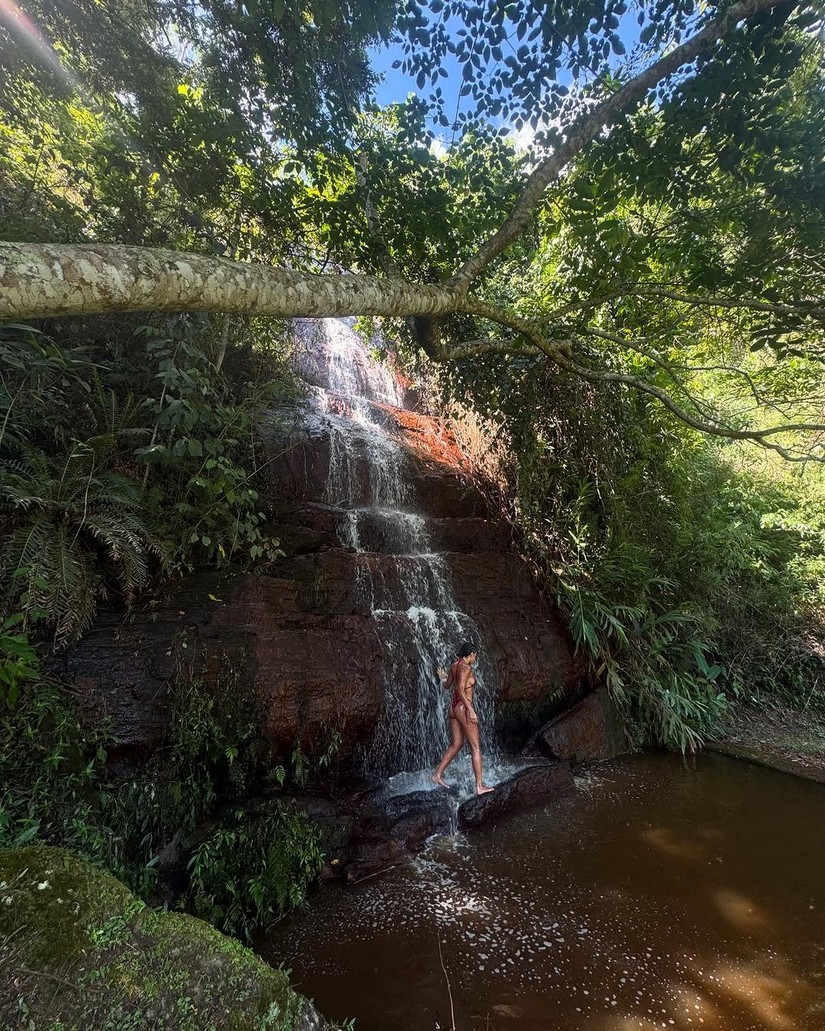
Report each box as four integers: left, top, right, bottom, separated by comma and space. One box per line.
457, 641, 476, 659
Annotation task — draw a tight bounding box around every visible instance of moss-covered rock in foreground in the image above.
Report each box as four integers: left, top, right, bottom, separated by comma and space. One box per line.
0, 845, 327, 1031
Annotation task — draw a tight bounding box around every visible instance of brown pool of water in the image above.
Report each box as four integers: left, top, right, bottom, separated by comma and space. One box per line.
260, 752, 825, 1030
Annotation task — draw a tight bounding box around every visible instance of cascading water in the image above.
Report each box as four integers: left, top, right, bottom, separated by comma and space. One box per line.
293, 318, 498, 788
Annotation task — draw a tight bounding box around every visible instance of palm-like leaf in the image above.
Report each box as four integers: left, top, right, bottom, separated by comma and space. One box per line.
0, 447, 169, 646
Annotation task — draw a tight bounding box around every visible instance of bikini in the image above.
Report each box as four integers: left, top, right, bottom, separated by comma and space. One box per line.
449, 659, 475, 718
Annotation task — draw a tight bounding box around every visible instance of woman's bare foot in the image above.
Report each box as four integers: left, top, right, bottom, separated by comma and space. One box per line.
476, 784, 494, 795
432, 774, 449, 788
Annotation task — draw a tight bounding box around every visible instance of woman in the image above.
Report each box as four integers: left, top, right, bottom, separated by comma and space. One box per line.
432, 642, 494, 795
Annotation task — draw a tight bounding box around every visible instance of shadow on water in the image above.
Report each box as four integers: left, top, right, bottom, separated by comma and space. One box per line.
260, 752, 825, 1030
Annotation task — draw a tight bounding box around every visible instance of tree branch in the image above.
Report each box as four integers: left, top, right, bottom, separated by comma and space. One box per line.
0, 242, 464, 319
529, 284, 825, 328
458, 298, 825, 459
453, 0, 803, 287
356, 153, 403, 281
631, 286, 825, 320
444, 336, 542, 360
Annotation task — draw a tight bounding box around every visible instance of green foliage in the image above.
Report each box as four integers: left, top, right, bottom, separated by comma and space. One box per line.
187, 803, 324, 942
1, 443, 170, 646
0, 612, 40, 708
557, 515, 729, 751
449, 355, 824, 748
397, 0, 821, 165
1, 0, 396, 261
0, 661, 112, 857
109, 652, 268, 876
0, 647, 328, 941
1, 0, 823, 766
314, 102, 529, 284
135, 322, 285, 571
0, 317, 288, 647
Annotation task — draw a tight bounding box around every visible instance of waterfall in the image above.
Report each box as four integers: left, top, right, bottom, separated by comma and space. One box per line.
293, 318, 498, 786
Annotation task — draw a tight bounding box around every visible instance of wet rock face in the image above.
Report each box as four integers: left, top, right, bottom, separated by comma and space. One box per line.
457, 762, 574, 830
63, 569, 385, 769
262, 415, 491, 520
532, 688, 626, 764
65, 319, 583, 773
342, 788, 456, 883
65, 489, 579, 773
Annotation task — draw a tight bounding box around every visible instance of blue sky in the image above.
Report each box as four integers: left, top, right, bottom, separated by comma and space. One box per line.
371, 37, 421, 108
368, 10, 648, 144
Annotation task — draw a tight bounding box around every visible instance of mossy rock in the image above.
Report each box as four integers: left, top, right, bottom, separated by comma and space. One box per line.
0, 845, 328, 1031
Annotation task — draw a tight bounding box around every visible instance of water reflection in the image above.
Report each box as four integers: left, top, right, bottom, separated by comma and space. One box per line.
262, 753, 825, 1030
603, 954, 808, 1029
712, 888, 775, 934
640, 825, 709, 861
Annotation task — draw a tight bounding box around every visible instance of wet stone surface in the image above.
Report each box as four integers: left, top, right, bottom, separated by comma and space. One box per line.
533, 687, 627, 764
457, 760, 574, 830
342, 788, 457, 883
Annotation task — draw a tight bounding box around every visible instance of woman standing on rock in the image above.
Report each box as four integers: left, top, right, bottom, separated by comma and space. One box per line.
432, 642, 494, 795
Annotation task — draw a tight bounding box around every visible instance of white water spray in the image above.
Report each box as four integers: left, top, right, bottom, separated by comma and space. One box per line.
293, 318, 499, 785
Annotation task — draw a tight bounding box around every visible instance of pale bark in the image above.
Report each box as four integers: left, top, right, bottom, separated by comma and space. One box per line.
214, 314, 231, 372
0, 243, 464, 320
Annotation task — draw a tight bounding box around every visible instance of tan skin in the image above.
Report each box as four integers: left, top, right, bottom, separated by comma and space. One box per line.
431, 651, 494, 795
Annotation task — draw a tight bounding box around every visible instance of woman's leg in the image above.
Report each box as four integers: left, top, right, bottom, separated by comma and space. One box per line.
432, 714, 465, 786
455, 707, 494, 794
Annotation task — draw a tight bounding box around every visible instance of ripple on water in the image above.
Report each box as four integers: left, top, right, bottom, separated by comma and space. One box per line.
263, 753, 825, 1031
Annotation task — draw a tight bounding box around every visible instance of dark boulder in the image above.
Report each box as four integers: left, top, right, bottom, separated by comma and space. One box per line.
533, 688, 626, 763
343, 788, 455, 882
457, 761, 573, 830
383, 789, 455, 851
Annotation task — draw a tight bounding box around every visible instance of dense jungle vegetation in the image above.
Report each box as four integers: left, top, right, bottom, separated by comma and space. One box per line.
1, 0, 824, 942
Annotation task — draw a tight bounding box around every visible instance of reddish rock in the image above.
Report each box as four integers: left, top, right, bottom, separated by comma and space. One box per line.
457, 761, 574, 829
213, 576, 384, 756
389, 407, 468, 469
533, 688, 626, 763
63, 569, 384, 769
446, 552, 582, 704
65, 546, 580, 775
65, 331, 583, 775
270, 503, 512, 555
262, 419, 491, 519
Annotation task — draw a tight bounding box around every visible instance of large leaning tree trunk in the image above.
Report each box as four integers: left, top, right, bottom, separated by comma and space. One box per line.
0, 244, 463, 320
0, 0, 804, 322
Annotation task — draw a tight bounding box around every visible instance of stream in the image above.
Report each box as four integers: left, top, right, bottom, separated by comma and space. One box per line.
262, 752, 824, 1031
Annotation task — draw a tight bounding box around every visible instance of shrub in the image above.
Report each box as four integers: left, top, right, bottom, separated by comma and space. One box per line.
187, 803, 325, 942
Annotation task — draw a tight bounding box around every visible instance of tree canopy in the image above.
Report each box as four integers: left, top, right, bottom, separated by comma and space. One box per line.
1, 0, 824, 459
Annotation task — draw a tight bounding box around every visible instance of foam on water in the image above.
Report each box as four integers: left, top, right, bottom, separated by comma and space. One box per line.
264, 753, 825, 1031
